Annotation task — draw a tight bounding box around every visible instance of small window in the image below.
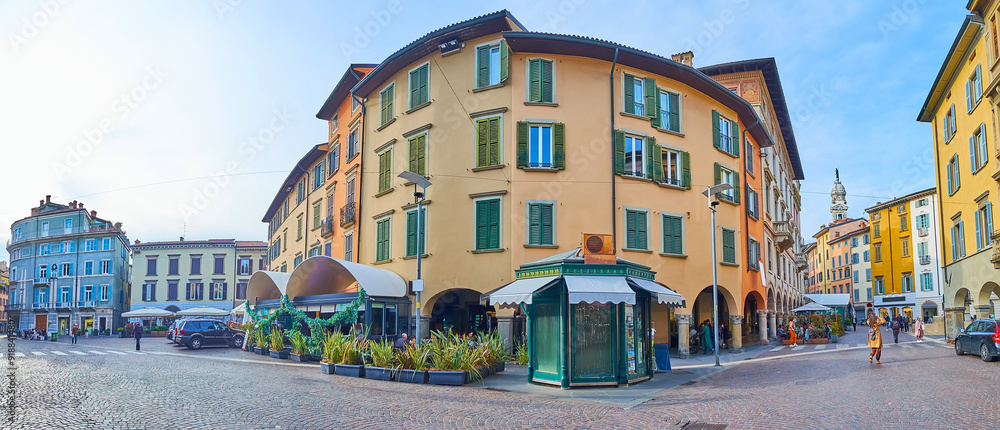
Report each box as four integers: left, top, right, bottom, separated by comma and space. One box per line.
967, 64, 983, 113
713, 111, 739, 157
379, 83, 395, 126
408, 134, 427, 175
477, 40, 508, 88
657, 90, 681, 133
661, 214, 683, 255
624, 135, 645, 177
476, 117, 501, 168
721, 228, 736, 264
971, 123, 989, 172
376, 217, 391, 262
409, 63, 429, 109
625, 209, 648, 250
526, 59, 553, 102
623, 73, 645, 116
377, 148, 392, 193
475, 198, 501, 251
714, 163, 740, 203
529, 123, 551, 168
527, 202, 554, 246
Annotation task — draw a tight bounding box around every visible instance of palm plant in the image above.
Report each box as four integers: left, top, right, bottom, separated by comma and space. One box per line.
398, 343, 431, 371
321, 332, 347, 364
368, 338, 397, 369
514, 341, 529, 365
287, 330, 308, 355
254, 327, 268, 349
269, 327, 285, 351
481, 332, 509, 366
340, 326, 369, 365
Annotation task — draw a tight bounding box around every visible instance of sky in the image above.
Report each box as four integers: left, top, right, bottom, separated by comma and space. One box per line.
0, 0, 971, 261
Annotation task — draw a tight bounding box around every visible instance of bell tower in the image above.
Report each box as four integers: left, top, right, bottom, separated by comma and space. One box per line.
830, 168, 849, 223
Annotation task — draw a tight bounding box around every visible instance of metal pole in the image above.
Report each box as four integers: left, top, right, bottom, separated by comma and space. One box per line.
711, 205, 720, 367
414, 187, 424, 346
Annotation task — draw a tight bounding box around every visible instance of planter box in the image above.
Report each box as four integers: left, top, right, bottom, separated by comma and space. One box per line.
289, 353, 310, 362
491, 362, 505, 374
151, 331, 166, 337
335, 364, 365, 378
364, 366, 395, 381
320, 362, 336, 375
806, 338, 829, 344
427, 370, 465, 386
830, 335, 839, 343
397, 369, 428, 384
270, 349, 290, 359
255, 347, 269, 355
308, 354, 322, 362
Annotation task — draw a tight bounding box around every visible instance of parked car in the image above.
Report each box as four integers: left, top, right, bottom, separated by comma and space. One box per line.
175, 319, 245, 350
955, 319, 1000, 362
166, 320, 181, 341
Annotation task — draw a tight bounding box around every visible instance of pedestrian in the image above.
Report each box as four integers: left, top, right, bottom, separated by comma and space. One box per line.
890, 316, 900, 343
914, 317, 925, 342
133, 322, 143, 351
852, 317, 857, 332
395, 333, 409, 350
701, 321, 713, 355
825, 322, 832, 339
721, 322, 731, 350
866, 310, 886, 364
788, 317, 798, 348
71, 324, 79, 344
688, 326, 698, 351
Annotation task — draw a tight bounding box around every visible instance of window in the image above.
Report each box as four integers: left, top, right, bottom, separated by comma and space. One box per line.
475, 198, 502, 251
212, 282, 226, 300
920, 273, 933, 291
405, 208, 427, 256
190, 256, 201, 275
976, 202, 994, 250
375, 217, 391, 262
863, 234, 870, 245
409, 63, 429, 109
41, 222, 48, 236
313, 201, 322, 229
408, 134, 427, 175
214, 256, 225, 275
146, 258, 157, 276
379, 83, 394, 126
296, 178, 306, 203
952, 220, 967, 260
873, 222, 881, 238
344, 232, 353, 262
851, 253, 858, 264
899, 214, 908, 232
851, 237, 858, 247
662, 214, 683, 255
187, 283, 203, 301
167, 281, 178, 301
901, 237, 910, 257
967, 64, 983, 113
168, 257, 179, 276
747, 237, 760, 270
947, 154, 961, 195
721, 228, 736, 264
293, 254, 303, 268
714, 163, 740, 203
866, 287, 873, 301
526, 202, 555, 246
236, 281, 248, 300
624, 135, 644, 177
917, 213, 930, 230
84, 261, 93, 276
918, 241, 929, 260
656, 90, 681, 133
873, 243, 882, 262
141, 284, 153, 302
853, 270, 859, 283
297, 216, 303, 240
61, 263, 72, 277
351, 95, 360, 112
971, 123, 989, 172
377, 148, 392, 193
100, 260, 110, 275
854, 288, 860, 302
100, 285, 108, 301
312, 161, 325, 191
39, 244, 49, 255
661, 148, 688, 187
103, 238, 111, 250
347, 127, 359, 160
526, 58, 553, 102
747, 187, 759, 219
327, 144, 340, 176
625, 209, 648, 250
866, 268, 871, 281
477, 40, 509, 88
874, 277, 885, 295
238, 258, 252, 276
901, 273, 913, 293
623, 73, 646, 116
713, 111, 739, 156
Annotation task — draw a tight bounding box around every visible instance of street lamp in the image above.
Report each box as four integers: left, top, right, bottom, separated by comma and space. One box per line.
702, 183, 733, 367
398, 171, 431, 345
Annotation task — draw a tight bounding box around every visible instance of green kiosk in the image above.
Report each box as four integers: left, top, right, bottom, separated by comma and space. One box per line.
488, 248, 684, 388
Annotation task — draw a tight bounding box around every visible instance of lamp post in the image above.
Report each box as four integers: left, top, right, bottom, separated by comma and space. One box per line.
398, 171, 431, 345
702, 183, 733, 367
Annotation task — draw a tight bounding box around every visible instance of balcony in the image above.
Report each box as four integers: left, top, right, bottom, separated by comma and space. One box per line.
795, 253, 808, 271
78, 301, 96, 309
320, 216, 335, 237
918, 227, 929, 237
4, 304, 22, 312
32, 303, 54, 311
773, 221, 794, 253
919, 255, 931, 265
340, 202, 357, 228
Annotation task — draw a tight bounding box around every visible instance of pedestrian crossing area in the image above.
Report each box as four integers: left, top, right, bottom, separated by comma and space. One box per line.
1, 349, 162, 358
767, 341, 945, 354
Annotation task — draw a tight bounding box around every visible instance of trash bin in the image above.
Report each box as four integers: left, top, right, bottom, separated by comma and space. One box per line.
653, 343, 670, 372
50, 333, 57, 342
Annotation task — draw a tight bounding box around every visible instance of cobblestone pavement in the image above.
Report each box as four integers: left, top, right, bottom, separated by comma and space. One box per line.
1, 329, 993, 429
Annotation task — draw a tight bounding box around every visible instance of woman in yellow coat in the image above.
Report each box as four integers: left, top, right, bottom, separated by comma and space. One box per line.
866, 311, 887, 364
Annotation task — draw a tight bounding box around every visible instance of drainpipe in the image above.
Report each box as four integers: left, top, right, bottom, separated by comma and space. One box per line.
741, 119, 761, 275
609, 48, 620, 251
350, 69, 365, 264
931, 117, 951, 340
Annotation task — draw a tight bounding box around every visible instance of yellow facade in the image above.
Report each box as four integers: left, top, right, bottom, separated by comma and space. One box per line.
866, 202, 915, 295
918, 4, 1000, 326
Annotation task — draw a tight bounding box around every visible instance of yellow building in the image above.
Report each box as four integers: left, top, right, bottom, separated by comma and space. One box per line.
917, 7, 999, 336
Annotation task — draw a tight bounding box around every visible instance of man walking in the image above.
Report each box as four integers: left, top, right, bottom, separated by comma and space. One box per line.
890, 316, 900, 343
71, 324, 79, 344
788, 317, 798, 348
133, 322, 143, 351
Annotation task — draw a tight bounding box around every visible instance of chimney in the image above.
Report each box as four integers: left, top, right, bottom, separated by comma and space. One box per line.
69, 201, 76, 208
179, 237, 184, 241
671, 51, 694, 67
30, 208, 38, 216
90, 210, 97, 218
134, 239, 141, 245
45, 195, 51, 204
39, 200, 44, 207
78, 202, 84, 209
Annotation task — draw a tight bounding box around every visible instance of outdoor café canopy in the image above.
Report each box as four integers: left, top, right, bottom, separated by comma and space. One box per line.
175, 306, 231, 317
245, 270, 292, 306
792, 302, 832, 313
285, 256, 407, 300
121, 308, 174, 318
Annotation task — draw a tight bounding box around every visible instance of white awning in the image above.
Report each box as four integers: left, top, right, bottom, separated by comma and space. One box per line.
176, 306, 231, 317
246, 271, 291, 306
627, 278, 685, 307
792, 302, 832, 313
488, 276, 559, 306
287, 256, 407, 299
565, 276, 634, 305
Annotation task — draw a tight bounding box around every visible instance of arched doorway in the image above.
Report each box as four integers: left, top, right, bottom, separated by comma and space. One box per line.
743, 291, 764, 337
691, 285, 737, 351
425, 288, 496, 335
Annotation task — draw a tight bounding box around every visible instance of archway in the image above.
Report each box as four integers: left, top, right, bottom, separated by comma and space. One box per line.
952, 287, 971, 316
164, 305, 181, 313
976, 282, 1000, 318
743, 291, 764, 337
424, 288, 496, 335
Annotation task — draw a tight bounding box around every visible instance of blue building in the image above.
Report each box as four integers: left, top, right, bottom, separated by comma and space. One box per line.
6, 196, 132, 334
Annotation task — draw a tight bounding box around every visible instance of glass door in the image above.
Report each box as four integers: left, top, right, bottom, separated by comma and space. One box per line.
571, 302, 615, 384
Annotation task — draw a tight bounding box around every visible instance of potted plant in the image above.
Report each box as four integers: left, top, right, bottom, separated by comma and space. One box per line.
288, 331, 310, 362
483, 332, 508, 374
335, 327, 368, 378
365, 338, 397, 381
151, 325, 168, 337
320, 332, 347, 375
117, 327, 125, 338
426, 332, 472, 386
269, 328, 289, 359
254, 328, 269, 355
396, 343, 430, 384
514, 341, 529, 365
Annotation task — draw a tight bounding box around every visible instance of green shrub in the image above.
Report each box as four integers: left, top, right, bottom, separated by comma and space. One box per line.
367, 338, 397, 369
321, 332, 347, 364
287, 331, 308, 355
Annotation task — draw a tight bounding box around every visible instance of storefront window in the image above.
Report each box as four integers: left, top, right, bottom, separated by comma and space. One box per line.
625, 299, 646, 377
572, 302, 613, 380
534, 302, 560, 375
385, 304, 397, 336
371, 303, 384, 336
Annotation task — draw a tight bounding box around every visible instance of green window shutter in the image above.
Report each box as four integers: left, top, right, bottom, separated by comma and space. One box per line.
553, 122, 565, 170
516, 121, 529, 168
499, 40, 509, 83
528, 204, 541, 245
730, 119, 740, 157
662, 216, 671, 253
712, 110, 721, 149
623, 74, 635, 114
681, 151, 691, 189
408, 137, 418, 173
614, 130, 625, 175
488, 117, 500, 166
648, 137, 662, 183
714, 162, 721, 186
420, 65, 429, 105
477, 119, 488, 167
541, 60, 553, 103
668, 92, 680, 132
644, 78, 657, 119
387, 85, 393, 120
477, 46, 489, 88
410, 69, 419, 108
733, 173, 741, 204
406, 210, 417, 256
487, 199, 500, 249
540, 203, 553, 245
528, 59, 541, 102
636, 211, 647, 250
476, 201, 488, 250
417, 135, 426, 175
625, 210, 637, 249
